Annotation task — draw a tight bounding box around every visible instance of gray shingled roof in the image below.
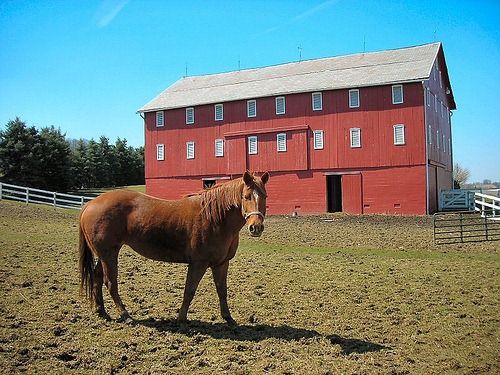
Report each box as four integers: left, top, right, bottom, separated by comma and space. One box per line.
138, 42, 449, 113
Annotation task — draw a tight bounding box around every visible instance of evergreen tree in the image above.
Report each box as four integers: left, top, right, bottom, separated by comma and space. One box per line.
69, 139, 89, 189
1, 118, 145, 190
38, 126, 72, 191
0, 118, 42, 187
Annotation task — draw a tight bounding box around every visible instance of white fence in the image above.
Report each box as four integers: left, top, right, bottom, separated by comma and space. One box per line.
0, 182, 94, 210
475, 191, 500, 220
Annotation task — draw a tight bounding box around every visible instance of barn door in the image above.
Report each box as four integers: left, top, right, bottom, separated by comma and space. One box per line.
327, 175, 342, 212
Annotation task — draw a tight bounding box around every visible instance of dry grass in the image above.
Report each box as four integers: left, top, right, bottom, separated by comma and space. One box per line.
0, 201, 499, 374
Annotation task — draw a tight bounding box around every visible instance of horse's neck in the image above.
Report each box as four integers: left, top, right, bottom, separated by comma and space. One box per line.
218, 204, 246, 233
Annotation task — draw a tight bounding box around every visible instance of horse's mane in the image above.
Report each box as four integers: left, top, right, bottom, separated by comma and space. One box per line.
188, 178, 244, 223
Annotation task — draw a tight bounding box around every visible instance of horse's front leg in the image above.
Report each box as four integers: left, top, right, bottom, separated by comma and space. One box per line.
178, 262, 208, 329
211, 260, 237, 326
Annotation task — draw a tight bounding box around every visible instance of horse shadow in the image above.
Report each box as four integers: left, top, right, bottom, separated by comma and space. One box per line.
135, 318, 389, 355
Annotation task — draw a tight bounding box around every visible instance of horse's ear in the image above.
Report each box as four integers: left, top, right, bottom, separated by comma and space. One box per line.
261, 171, 269, 184
243, 171, 254, 186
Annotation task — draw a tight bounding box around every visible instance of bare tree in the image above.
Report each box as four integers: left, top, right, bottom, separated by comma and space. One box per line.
453, 163, 470, 188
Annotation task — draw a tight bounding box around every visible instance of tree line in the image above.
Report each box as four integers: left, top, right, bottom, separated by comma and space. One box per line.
0, 118, 144, 192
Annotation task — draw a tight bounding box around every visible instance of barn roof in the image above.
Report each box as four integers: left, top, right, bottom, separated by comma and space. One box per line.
138, 42, 455, 113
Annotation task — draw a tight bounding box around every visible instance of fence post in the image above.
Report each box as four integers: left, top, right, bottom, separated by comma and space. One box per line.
484, 215, 489, 241
459, 213, 464, 243
53, 192, 57, 208
25, 187, 29, 204
0, 182, 2, 201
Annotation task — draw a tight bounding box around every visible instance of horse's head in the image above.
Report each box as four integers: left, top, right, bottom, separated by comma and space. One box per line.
242, 171, 269, 237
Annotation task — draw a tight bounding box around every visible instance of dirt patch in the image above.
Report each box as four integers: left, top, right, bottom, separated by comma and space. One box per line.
0, 201, 499, 373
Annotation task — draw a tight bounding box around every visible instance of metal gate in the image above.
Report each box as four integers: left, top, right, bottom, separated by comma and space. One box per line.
433, 211, 500, 244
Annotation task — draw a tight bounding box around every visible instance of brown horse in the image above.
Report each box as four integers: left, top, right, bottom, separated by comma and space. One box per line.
79, 171, 269, 327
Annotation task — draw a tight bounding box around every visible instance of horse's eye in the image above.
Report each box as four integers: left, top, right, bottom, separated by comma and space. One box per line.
244, 194, 252, 201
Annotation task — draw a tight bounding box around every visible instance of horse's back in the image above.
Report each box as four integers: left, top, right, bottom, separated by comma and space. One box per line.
80, 189, 197, 262
80, 189, 143, 246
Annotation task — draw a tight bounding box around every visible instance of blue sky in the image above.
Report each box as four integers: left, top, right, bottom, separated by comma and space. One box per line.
0, 0, 498, 183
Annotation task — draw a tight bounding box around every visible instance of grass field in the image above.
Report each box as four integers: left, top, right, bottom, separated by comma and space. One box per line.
0, 200, 499, 374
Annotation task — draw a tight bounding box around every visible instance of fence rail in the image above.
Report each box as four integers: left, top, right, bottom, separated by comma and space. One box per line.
0, 182, 94, 210
474, 192, 500, 220
433, 211, 500, 244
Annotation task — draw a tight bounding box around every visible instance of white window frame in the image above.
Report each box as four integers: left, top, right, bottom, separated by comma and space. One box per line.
156, 111, 164, 127
215, 139, 224, 157
186, 107, 194, 124
436, 130, 440, 149
426, 88, 431, 107
442, 134, 446, 153
434, 96, 438, 113
392, 85, 403, 104
248, 136, 258, 155
394, 124, 405, 145
247, 100, 256, 118
312, 92, 323, 111
186, 141, 195, 159
313, 130, 324, 150
215, 104, 223, 121
276, 96, 285, 115
277, 133, 287, 152
349, 89, 360, 108
428, 125, 432, 145
350, 128, 361, 148
156, 144, 165, 161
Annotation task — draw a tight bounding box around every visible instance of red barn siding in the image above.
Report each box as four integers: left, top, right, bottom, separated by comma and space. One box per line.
144, 78, 453, 215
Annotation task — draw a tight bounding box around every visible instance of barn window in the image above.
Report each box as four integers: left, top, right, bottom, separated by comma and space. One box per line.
186, 142, 195, 159
277, 133, 287, 152
392, 85, 403, 104
247, 100, 256, 118
434, 96, 438, 113
312, 92, 322, 110
186, 108, 194, 124
248, 136, 258, 155
448, 138, 452, 154
313, 130, 324, 150
215, 104, 223, 121
276, 96, 285, 115
156, 111, 164, 127
156, 144, 165, 161
394, 124, 405, 145
442, 134, 446, 153
428, 125, 432, 145
215, 139, 224, 157
349, 89, 359, 108
436, 130, 440, 149
350, 128, 361, 148
426, 88, 431, 107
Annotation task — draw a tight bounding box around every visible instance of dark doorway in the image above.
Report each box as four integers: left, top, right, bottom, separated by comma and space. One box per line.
327, 175, 342, 212
203, 180, 216, 189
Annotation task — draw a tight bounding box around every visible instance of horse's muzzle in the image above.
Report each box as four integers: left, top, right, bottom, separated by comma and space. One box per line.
248, 223, 264, 237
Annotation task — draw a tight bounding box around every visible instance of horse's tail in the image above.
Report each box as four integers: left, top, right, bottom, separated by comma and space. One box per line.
79, 220, 94, 306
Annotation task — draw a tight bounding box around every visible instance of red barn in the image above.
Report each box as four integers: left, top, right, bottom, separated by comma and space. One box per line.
137, 42, 456, 215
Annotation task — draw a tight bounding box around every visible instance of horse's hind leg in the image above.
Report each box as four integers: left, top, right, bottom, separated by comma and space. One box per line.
178, 262, 208, 328
101, 250, 133, 323
93, 260, 111, 321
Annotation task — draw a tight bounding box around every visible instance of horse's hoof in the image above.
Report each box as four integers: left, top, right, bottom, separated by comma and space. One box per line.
226, 317, 238, 327
177, 322, 188, 333
120, 313, 135, 324
97, 311, 112, 321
